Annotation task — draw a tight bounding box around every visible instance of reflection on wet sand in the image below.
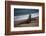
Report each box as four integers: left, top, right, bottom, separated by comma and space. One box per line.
14, 14, 39, 27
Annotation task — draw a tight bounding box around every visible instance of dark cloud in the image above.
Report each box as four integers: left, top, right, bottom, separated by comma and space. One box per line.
14, 8, 39, 16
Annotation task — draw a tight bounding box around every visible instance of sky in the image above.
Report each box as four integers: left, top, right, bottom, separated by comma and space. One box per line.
14, 8, 39, 16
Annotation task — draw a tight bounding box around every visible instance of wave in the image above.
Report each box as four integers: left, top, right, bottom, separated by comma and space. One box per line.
14, 13, 39, 21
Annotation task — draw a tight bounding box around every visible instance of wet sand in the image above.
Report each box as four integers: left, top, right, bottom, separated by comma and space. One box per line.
14, 18, 39, 27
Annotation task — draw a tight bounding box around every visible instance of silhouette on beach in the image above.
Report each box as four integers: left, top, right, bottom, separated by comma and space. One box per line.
17, 14, 31, 25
